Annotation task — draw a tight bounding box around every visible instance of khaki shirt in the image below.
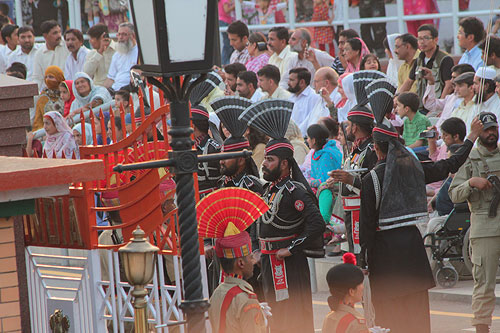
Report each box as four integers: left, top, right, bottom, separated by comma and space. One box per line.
83, 40, 116, 86
398, 50, 419, 93
209, 276, 266, 333
449, 142, 500, 238
321, 304, 369, 332
261, 86, 292, 100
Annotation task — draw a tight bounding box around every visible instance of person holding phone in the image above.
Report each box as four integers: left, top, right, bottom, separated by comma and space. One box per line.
83, 23, 116, 87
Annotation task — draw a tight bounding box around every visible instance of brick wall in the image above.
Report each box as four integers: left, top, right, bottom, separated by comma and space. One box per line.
0, 217, 21, 332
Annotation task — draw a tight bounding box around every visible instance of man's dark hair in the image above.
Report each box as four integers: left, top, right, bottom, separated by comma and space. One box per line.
289, 67, 311, 86
87, 23, 108, 39
440, 117, 466, 142
64, 28, 84, 42
269, 26, 289, 42
248, 127, 268, 149
219, 257, 236, 274
397, 92, 420, 113
479, 36, 500, 58
0, 3, 9, 15
224, 62, 246, 78
397, 33, 418, 50
451, 63, 475, 75
257, 64, 281, 85
417, 24, 438, 38
319, 117, 339, 138
227, 20, 249, 39
18, 26, 34, 36
459, 17, 485, 43
114, 116, 124, 132
7, 62, 27, 79
115, 89, 130, 103
237, 71, 258, 89
40, 20, 60, 35
307, 124, 329, 149
339, 29, 359, 40
346, 38, 363, 53
482, 79, 496, 95
374, 140, 389, 154
1, 24, 17, 42
7, 71, 24, 79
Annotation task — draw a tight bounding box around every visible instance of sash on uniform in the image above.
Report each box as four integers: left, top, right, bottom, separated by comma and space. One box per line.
269, 254, 289, 302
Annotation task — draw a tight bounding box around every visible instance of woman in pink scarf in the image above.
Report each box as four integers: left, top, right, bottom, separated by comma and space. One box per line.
60, 80, 75, 118
404, 0, 439, 36
343, 38, 370, 74
42, 111, 79, 159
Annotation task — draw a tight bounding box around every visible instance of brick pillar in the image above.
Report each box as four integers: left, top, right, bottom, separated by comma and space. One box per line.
0, 75, 38, 332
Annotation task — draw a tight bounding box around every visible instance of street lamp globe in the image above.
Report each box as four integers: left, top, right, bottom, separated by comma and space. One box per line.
128, 0, 220, 76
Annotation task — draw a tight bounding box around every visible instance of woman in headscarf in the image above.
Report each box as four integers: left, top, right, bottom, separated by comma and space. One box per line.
343, 38, 370, 74
68, 72, 112, 121
72, 123, 94, 147
32, 66, 65, 131
42, 111, 79, 159
384, 34, 404, 84
336, 73, 357, 123
60, 80, 75, 118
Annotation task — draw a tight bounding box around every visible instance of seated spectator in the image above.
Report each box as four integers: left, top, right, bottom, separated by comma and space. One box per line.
282, 28, 335, 88
257, 64, 291, 100
306, 123, 342, 222
94, 111, 111, 145
223, 62, 246, 95
267, 26, 294, 82
343, 38, 370, 74
59, 80, 75, 117
72, 123, 93, 146
227, 20, 250, 65
457, 17, 485, 70
84, 23, 116, 86
396, 92, 431, 148
32, 20, 69, 91
335, 73, 357, 123
104, 22, 138, 92
449, 72, 476, 131
359, 53, 381, 71
114, 89, 131, 114
1, 24, 18, 58
479, 36, 500, 76
332, 29, 359, 76
423, 64, 475, 132
496, 74, 500, 97
245, 32, 271, 73
288, 67, 322, 135
236, 70, 264, 102
428, 117, 466, 163
33, 66, 65, 131
399, 24, 454, 114
313, 66, 341, 120
6, 62, 27, 79
394, 33, 419, 93
474, 66, 500, 120
69, 72, 112, 120
384, 33, 403, 84
64, 29, 89, 81
7, 26, 39, 81
42, 111, 79, 159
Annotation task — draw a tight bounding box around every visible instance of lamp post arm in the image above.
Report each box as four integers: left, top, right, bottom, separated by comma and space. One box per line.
113, 159, 177, 173
197, 150, 253, 163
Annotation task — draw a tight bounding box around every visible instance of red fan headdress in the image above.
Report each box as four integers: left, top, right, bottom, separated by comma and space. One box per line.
196, 188, 269, 258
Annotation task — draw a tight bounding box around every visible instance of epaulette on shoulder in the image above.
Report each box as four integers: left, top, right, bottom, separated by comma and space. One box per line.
243, 175, 263, 189
208, 138, 221, 149
285, 180, 307, 193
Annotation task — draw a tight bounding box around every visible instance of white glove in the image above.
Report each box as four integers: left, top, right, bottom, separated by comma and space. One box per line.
369, 326, 390, 333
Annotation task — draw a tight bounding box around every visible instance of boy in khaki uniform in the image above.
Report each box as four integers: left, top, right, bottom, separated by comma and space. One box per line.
449, 112, 500, 333
196, 188, 268, 333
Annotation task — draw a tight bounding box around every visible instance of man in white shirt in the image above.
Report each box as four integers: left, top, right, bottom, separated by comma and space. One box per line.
267, 27, 294, 86
281, 28, 334, 88
7, 26, 39, 81
457, 17, 484, 71
479, 36, 500, 77
0, 24, 18, 59
83, 23, 116, 87
288, 67, 322, 135
474, 66, 500, 121
64, 29, 89, 81
104, 22, 138, 92
227, 20, 250, 65
257, 64, 291, 100
313, 66, 342, 120
32, 20, 69, 90
236, 70, 263, 102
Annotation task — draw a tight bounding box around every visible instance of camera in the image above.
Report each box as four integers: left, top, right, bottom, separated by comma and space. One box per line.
419, 130, 437, 139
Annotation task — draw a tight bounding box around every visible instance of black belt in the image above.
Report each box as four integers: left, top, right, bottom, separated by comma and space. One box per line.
259, 235, 297, 252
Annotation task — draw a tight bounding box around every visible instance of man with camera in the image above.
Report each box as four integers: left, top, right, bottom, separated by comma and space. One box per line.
449, 112, 500, 333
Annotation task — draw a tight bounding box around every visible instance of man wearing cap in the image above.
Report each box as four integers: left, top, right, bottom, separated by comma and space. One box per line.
473, 67, 500, 122
449, 112, 500, 333
239, 99, 325, 333
192, 104, 222, 197
450, 72, 477, 132
328, 106, 378, 254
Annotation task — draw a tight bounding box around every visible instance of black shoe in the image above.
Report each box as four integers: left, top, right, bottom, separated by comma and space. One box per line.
475, 324, 490, 333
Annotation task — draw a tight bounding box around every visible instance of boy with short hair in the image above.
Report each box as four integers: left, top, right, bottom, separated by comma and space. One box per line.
396, 92, 431, 148
114, 89, 131, 115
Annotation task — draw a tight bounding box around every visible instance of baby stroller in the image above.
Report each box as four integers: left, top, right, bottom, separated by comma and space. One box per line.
423, 202, 472, 288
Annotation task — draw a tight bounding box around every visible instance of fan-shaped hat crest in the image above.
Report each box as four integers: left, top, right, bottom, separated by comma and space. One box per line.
238, 99, 294, 140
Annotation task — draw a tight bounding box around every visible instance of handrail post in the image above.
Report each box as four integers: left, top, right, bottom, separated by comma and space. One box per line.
288, 0, 296, 30
396, 0, 405, 33
452, 0, 460, 55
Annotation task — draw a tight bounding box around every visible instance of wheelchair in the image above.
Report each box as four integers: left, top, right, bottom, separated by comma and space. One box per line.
423, 202, 472, 288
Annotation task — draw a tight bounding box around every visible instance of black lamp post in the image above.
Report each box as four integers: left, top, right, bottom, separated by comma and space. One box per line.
114, 1, 250, 332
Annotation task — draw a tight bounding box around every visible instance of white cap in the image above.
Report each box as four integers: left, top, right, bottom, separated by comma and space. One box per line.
475, 66, 497, 80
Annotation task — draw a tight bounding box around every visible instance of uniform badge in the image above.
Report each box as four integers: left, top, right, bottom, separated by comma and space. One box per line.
294, 200, 304, 211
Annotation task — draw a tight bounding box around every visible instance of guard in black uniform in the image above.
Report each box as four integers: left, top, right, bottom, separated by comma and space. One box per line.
359, 79, 482, 333
239, 99, 325, 333
191, 105, 222, 197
